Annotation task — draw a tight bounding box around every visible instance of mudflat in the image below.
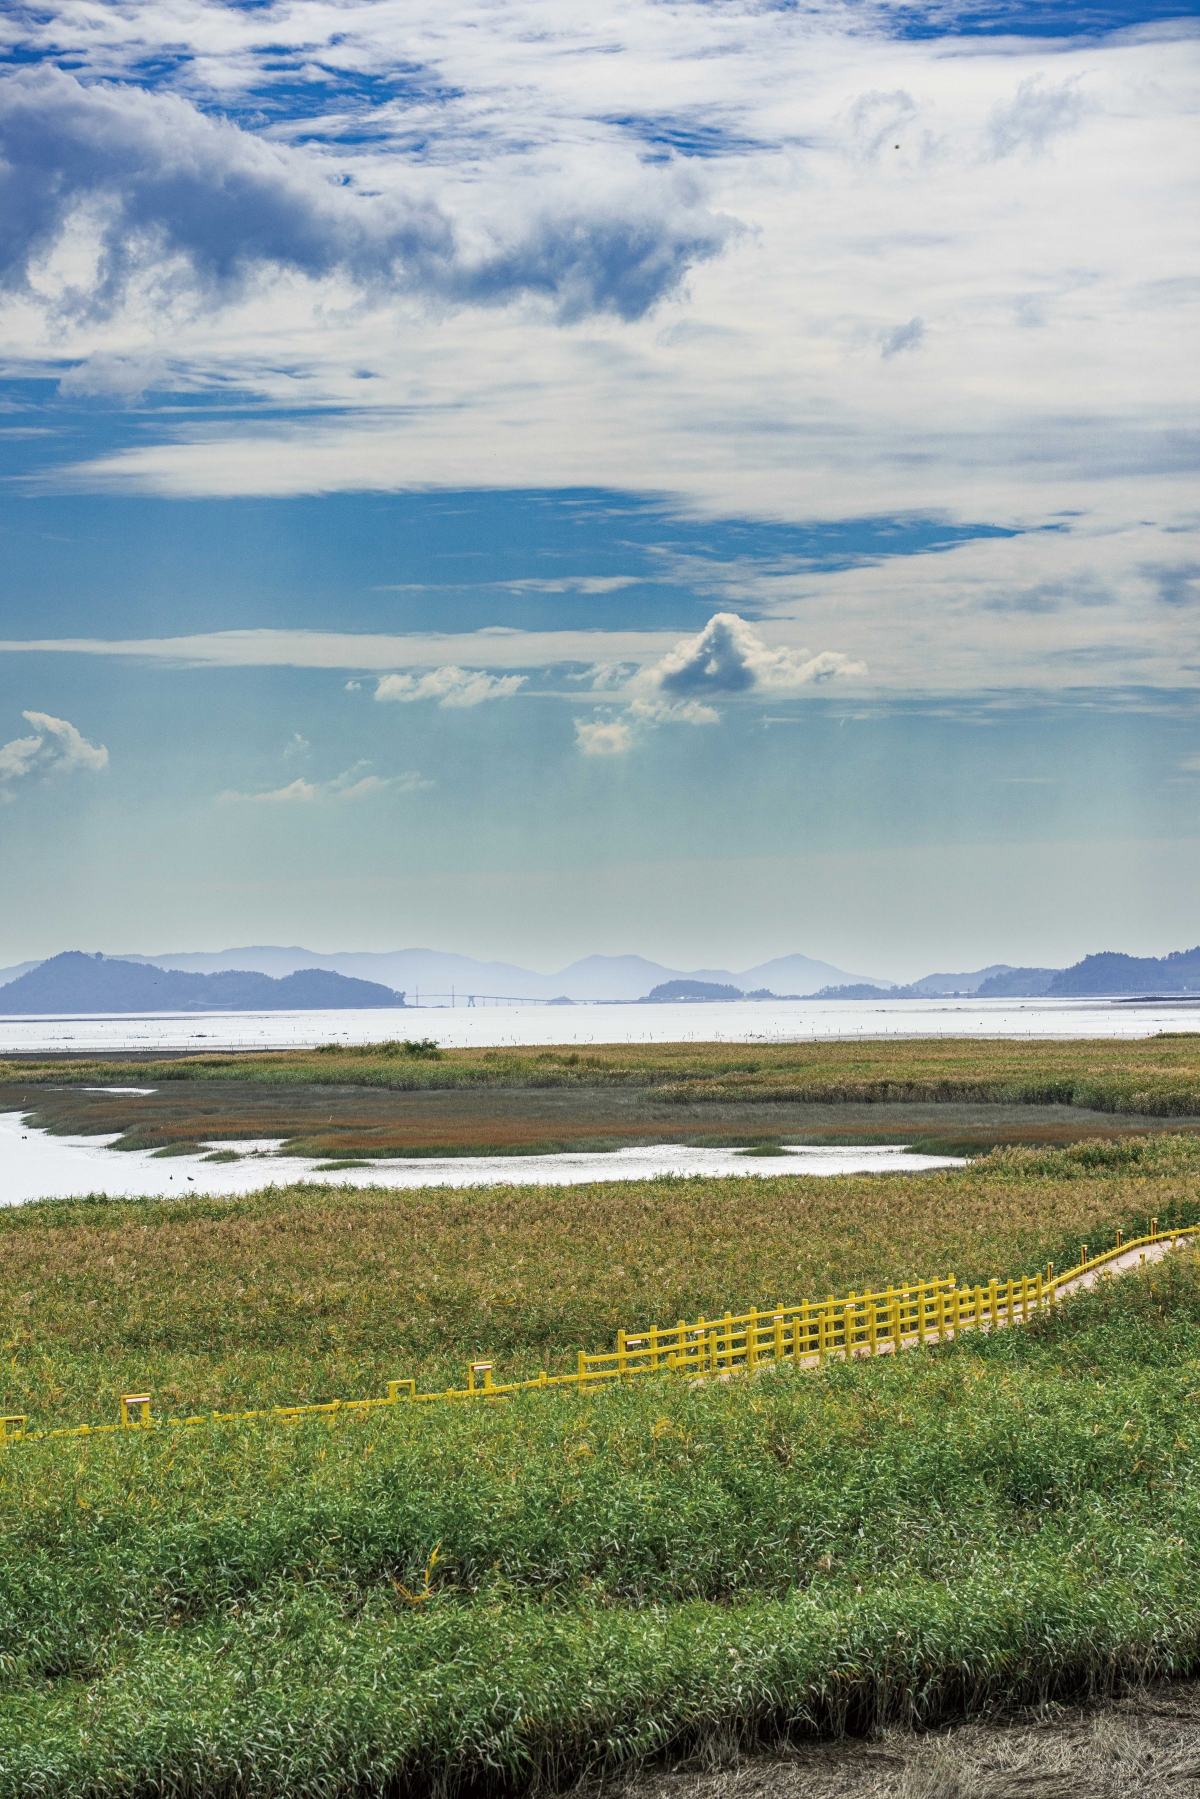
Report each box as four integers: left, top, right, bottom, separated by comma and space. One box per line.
9, 1078, 1200, 1158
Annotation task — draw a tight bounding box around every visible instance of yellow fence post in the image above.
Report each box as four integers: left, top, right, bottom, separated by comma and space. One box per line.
10, 1227, 1200, 1449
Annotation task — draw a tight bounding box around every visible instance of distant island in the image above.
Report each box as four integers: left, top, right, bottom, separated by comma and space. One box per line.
639, 979, 799, 1003
0, 952, 406, 1015
815, 946, 1200, 1002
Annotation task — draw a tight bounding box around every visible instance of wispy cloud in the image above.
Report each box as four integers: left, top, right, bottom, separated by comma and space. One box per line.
984, 77, 1088, 162
0, 710, 107, 799
374, 667, 527, 707
222, 763, 431, 803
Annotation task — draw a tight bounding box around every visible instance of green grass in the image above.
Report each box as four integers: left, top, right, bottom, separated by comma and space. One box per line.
4, 1134, 1200, 1428
1, 1253, 1199, 1796
6, 1031, 1200, 1113
3, 1133, 1200, 1794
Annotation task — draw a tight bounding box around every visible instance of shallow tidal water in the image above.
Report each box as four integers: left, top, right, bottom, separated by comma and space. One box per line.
0, 1112, 964, 1205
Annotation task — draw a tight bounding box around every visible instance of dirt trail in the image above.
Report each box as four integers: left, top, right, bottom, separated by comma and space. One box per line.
617, 1679, 1200, 1799
1064, 1232, 1191, 1293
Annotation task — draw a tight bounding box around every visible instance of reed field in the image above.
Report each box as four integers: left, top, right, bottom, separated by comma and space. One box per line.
2, 1135, 1200, 1425
7, 1031, 1200, 1113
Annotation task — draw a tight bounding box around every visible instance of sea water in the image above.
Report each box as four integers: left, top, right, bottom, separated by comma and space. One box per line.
0, 993, 1194, 1056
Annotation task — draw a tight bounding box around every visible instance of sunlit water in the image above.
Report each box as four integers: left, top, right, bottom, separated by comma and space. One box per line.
0, 1113, 963, 1206
0, 994, 1195, 1055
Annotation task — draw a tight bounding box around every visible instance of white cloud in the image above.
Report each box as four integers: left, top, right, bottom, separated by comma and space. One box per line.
0, 710, 108, 799
575, 715, 633, 756
0, 65, 732, 326
57, 351, 169, 402
374, 666, 527, 707
502, 576, 641, 595
569, 613, 852, 753
628, 696, 721, 726
638, 613, 866, 699
282, 732, 310, 758
223, 763, 431, 803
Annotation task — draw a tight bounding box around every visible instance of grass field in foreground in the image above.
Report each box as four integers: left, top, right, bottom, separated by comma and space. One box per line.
6, 1031, 1200, 1113
2, 1250, 1199, 1797
4, 1134, 1200, 1426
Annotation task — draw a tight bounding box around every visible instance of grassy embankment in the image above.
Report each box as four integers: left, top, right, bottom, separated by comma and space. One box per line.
0, 1156, 1199, 1794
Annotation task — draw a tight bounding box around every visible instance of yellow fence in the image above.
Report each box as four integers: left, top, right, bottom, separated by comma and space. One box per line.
3, 1218, 1196, 1448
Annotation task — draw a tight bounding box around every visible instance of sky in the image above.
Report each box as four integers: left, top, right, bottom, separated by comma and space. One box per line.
0, 0, 1197, 981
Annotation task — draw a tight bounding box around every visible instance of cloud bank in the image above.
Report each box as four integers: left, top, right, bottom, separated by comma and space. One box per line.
0, 67, 731, 324
0, 710, 108, 799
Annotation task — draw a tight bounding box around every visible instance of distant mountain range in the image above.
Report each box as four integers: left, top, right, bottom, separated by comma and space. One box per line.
1, 943, 1197, 1015
1046, 947, 1200, 996
0, 946, 888, 1006
816, 947, 1200, 1002
0, 953, 405, 1015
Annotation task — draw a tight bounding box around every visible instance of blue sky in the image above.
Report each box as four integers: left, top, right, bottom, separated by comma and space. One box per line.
0, 0, 1197, 977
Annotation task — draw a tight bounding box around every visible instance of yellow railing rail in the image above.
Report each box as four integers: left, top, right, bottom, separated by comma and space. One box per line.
3, 1219, 1196, 1447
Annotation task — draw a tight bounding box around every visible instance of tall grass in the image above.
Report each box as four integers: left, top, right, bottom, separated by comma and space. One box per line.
3, 1135, 1199, 1426
6, 1032, 1200, 1112
1, 1256, 1198, 1796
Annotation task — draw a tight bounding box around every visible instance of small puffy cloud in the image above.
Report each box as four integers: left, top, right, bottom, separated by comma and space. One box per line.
643, 613, 865, 699
881, 317, 924, 360
283, 732, 310, 758
575, 715, 634, 756
571, 614, 863, 755
0, 710, 107, 799
568, 662, 640, 691
628, 696, 721, 726
375, 667, 526, 708
573, 696, 717, 756
224, 763, 431, 803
